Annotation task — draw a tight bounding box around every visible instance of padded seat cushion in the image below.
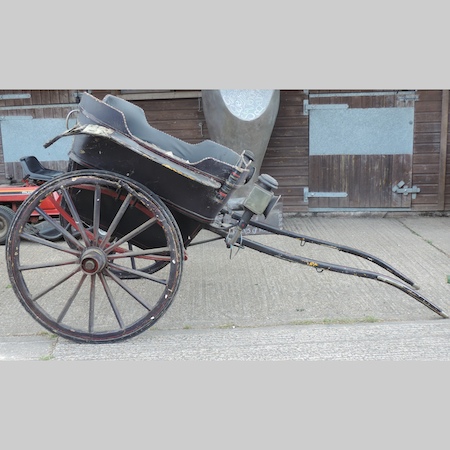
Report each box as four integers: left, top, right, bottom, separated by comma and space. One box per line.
103, 94, 241, 166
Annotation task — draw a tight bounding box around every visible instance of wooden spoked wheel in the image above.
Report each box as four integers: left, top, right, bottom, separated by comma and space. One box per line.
6, 170, 184, 343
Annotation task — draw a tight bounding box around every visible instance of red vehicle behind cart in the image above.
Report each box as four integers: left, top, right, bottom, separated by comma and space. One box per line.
0, 157, 63, 244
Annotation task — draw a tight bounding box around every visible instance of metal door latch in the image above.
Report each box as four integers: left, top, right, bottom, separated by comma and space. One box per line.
392, 181, 420, 198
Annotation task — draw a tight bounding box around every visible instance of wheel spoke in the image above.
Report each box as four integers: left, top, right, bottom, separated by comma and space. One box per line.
128, 242, 137, 270
60, 187, 91, 246
107, 262, 168, 284
99, 192, 133, 249
19, 259, 79, 271
104, 217, 157, 254
107, 246, 171, 261
35, 205, 84, 249
98, 273, 125, 329
93, 184, 101, 246
20, 232, 81, 256
105, 268, 160, 311
89, 275, 95, 332
57, 274, 88, 323
30, 266, 82, 302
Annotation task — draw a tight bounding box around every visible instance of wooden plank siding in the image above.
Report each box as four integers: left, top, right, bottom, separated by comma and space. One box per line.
309, 154, 413, 209
1, 89, 450, 214
260, 90, 309, 213
94, 90, 310, 213
0, 89, 81, 118
412, 90, 447, 211
92, 90, 206, 143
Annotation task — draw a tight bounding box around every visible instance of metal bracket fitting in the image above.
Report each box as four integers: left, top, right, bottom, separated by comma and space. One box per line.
392, 181, 421, 199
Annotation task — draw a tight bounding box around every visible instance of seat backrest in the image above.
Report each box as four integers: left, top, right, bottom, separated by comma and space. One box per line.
102, 94, 242, 166
21, 155, 44, 174
20, 156, 63, 181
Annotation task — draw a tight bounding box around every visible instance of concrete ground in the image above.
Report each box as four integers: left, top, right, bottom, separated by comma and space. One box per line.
1, 212, 450, 360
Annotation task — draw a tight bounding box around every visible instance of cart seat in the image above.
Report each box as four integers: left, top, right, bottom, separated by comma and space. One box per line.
103, 94, 242, 166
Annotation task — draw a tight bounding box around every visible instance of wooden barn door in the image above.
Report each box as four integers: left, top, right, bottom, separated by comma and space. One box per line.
304, 91, 418, 211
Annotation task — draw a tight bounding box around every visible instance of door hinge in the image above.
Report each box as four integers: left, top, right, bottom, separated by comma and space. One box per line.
303, 100, 349, 115
397, 92, 419, 103
304, 187, 348, 203
392, 181, 420, 199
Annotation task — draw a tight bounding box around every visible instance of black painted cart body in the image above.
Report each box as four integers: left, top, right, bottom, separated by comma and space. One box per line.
5, 93, 448, 343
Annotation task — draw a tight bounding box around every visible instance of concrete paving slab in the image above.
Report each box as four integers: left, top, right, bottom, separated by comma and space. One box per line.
50, 319, 450, 361
151, 214, 450, 331
0, 335, 55, 361
1, 213, 450, 360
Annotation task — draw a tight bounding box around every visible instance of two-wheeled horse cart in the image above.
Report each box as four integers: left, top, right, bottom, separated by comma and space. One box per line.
5, 93, 448, 343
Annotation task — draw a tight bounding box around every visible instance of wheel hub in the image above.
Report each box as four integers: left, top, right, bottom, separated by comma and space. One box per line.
81, 248, 108, 274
